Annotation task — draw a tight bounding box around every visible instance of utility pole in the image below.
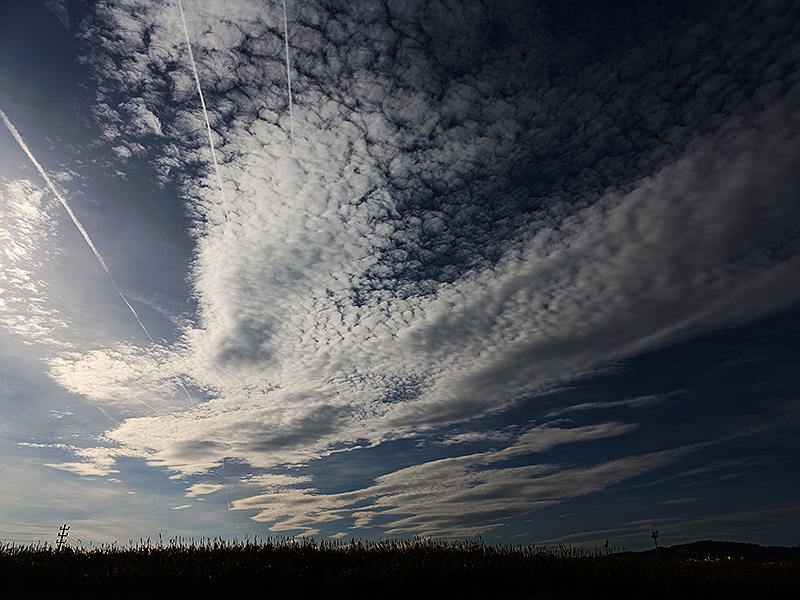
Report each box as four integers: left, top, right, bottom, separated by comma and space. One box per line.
651, 528, 659, 558
56, 524, 70, 550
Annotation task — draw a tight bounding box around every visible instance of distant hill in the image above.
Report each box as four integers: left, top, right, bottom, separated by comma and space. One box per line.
635, 540, 800, 560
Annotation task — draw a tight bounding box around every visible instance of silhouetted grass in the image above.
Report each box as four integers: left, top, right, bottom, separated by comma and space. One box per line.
2, 537, 799, 599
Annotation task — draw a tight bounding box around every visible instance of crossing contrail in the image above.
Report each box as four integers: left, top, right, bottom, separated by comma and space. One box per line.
282, 0, 295, 152
177, 0, 230, 220
0, 107, 154, 344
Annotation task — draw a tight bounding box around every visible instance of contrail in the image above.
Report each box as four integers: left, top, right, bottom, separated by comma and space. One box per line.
95, 405, 118, 424
282, 0, 295, 152
0, 107, 154, 343
177, 0, 230, 220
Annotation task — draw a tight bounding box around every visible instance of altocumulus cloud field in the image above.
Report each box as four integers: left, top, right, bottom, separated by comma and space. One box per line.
0, 0, 799, 548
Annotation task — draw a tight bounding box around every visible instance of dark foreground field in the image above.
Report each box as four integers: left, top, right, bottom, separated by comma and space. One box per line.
2, 538, 799, 599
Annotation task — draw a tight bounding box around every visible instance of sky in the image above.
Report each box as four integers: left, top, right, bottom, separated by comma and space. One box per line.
0, 0, 798, 551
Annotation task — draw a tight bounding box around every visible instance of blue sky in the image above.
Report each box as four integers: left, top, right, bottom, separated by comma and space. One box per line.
0, 0, 799, 550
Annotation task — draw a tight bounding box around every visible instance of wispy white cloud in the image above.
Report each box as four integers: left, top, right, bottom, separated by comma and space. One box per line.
232, 438, 699, 538
545, 393, 678, 418
185, 483, 224, 497
44, 461, 117, 477
0, 179, 64, 344
26, 443, 121, 477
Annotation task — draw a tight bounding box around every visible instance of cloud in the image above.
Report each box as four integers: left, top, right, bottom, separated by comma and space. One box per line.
74, 111, 800, 482
185, 483, 224, 497
11, 0, 800, 537
232, 436, 699, 538
47, 342, 194, 411
41, 446, 120, 477
0, 179, 64, 344
545, 393, 677, 418
44, 462, 116, 477
442, 430, 515, 446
